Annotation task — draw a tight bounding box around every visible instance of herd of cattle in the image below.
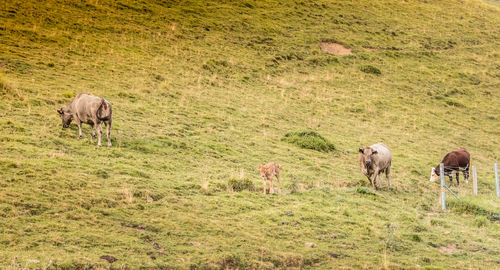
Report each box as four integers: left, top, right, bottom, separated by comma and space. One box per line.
58, 94, 471, 192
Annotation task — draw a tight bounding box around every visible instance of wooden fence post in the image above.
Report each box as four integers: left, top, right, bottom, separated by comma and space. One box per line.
440, 163, 446, 210
472, 165, 477, 196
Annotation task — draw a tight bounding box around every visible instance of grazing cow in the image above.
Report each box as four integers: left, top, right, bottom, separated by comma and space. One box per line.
257, 162, 283, 194
57, 93, 112, 147
429, 148, 470, 186
358, 143, 392, 190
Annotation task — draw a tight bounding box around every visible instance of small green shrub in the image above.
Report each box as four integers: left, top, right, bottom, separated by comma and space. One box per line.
443, 98, 466, 108
227, 178, 255, 192
474, 216, 489, 228
281, 131, 335, 152
286, 175, 299, 193
202, 59, 230, 73
355, 186, 376, 195
359, 65, 381, 75
62, 92, 74, 98
430, 219, 446, 226
95, 169, 109, 179
413, 225, 427, 232
409, 234, 422, 242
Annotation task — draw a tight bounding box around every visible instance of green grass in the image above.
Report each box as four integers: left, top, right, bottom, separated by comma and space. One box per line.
281, 130, 335, 152
1, 0, 499, 268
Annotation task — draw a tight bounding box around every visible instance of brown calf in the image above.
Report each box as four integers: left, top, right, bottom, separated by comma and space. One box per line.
257, 162, 283, 194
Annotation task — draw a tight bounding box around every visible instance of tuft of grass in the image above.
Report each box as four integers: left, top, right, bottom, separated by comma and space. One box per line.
355, 186, 376, 196
359, 65, 381, 75
227, 177, 255, 192
281, 131, 335, 152
409, 234, 423, 242
447, 200, 499, 221
443, 97, 466, 108
95, 169, 109, 179
473, 216, 489, 228
285, 174, 299, 193
0, 75, 9, 91
62, 92, 74, 98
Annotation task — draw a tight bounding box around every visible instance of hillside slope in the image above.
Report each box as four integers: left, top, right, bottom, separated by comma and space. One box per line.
1, 0, 499, 268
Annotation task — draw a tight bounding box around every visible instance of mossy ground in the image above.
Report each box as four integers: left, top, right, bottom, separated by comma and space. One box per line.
1, 0, 499, 269
281, 131, 335, 152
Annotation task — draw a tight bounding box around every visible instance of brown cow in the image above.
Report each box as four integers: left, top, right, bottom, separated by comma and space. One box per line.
359, 143, 392, 190
58, 93, 112, 147
430, 148, 470, 186
257, 162, 283, 194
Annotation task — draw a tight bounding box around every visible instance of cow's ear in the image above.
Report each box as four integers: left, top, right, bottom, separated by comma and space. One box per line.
256, 166, 261, 170
359, 148, 364, 153
372, 150, 378, 155
57, 108, 63, 114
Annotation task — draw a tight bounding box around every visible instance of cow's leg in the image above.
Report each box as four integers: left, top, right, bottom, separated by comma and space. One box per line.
386, 167, 391, 187
377, 171, 384, 188
464, 168, 469, 184
262, 179, 267, 194
95, 119, 102, 147
90, 123, 96, 138
76, 119, 82, 139
269, 177, 274, 194
104, 120, 112, 147
456, 171, 460, 186
448, 173, 454, 186
365, 175, 373, 189
372, 169, 380, 189
276, 172, 281, 194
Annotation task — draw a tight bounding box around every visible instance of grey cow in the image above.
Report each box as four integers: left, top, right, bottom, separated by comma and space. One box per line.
57, 93, 112, 147
358, 143, 392, 189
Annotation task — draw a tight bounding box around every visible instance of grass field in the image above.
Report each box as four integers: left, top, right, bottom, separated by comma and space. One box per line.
1, 0, 499, 269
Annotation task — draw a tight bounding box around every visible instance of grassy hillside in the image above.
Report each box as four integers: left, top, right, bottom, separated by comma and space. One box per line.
1, 0, 499, 268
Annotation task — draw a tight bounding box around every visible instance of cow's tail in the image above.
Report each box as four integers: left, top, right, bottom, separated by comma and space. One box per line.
97, 98, 111, 121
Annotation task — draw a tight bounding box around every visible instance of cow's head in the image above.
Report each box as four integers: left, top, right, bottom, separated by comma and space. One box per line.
256, 166, 266, 179
429, 167, 440, 182
57, 107, 72, 128
359, 147, 377, 169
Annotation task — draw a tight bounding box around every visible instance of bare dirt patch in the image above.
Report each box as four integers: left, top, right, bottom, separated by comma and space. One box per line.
319, 42, 352, 55
439, 244, 462, 255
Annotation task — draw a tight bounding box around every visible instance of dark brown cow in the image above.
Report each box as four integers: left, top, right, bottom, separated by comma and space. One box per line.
429, 148, 470, 185
57, 93, 112, 147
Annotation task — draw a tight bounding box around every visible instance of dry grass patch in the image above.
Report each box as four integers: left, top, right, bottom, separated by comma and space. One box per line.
438, 244, 462, 255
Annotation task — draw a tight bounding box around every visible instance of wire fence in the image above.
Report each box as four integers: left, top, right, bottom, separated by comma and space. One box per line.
438, 162, 499, 211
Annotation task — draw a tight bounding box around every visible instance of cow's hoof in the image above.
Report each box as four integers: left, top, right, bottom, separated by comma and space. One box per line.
98, 144, 102, 147
107, 143, 112, 147
78, 136, 82, 139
